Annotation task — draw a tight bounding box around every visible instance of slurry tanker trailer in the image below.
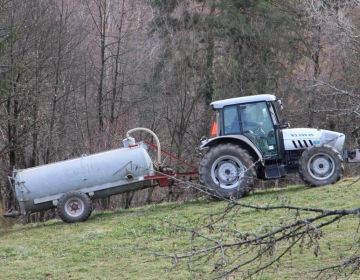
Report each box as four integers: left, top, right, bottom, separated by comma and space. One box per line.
4, 128, 198, 223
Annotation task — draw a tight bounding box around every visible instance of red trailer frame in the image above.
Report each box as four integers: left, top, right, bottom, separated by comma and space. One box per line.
143, 140, 198, 187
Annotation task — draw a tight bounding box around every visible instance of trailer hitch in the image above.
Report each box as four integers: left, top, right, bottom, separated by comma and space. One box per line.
3, 210, 20, 218
143, 140, 198, 187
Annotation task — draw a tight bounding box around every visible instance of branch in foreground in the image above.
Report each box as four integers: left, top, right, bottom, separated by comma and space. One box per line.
144, 170, 360, 278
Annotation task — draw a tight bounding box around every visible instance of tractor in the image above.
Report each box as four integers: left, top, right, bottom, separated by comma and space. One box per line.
199, 94, 360, 198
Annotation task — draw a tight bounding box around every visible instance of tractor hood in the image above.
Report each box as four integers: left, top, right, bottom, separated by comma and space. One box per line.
282, 128, 345, 152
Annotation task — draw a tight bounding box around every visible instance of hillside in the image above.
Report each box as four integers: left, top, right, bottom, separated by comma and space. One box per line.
1, 179, 360, 280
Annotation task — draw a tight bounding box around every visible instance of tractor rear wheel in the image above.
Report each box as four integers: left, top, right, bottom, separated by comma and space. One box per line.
199, 144, 256, 199
299, 145, 343, 186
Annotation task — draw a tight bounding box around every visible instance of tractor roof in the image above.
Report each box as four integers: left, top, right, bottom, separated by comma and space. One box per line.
210, 94, 276, 109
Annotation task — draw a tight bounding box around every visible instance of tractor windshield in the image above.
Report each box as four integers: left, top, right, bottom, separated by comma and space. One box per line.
240, 102, 277, 157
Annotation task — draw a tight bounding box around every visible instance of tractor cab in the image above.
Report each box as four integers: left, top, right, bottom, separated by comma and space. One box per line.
210, 94, 285, 159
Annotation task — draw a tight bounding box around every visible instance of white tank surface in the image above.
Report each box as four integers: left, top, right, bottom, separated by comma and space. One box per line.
12, 143, 154, 215
283, 128, 345, 152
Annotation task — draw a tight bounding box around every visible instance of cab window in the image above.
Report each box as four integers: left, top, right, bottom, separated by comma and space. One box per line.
223, 105, 240, 134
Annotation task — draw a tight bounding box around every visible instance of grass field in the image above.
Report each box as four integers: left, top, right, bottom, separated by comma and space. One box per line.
1, 178, 360, 279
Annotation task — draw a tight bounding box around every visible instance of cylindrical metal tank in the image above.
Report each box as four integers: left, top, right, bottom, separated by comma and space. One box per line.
12, 144, 154, 214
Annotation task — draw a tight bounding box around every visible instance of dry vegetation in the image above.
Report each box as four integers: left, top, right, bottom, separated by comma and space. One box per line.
0, 201, 13, 228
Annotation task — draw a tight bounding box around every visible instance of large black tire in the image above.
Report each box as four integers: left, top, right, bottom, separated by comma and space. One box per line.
199, 143, 256, 199
299, 144, 344, 187
57, 191, 92, 223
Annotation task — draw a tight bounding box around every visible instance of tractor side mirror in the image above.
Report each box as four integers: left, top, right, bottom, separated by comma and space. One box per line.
279, 118, 290, 129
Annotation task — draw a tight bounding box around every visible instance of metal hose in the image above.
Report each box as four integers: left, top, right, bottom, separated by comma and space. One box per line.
126, 127, 161, 164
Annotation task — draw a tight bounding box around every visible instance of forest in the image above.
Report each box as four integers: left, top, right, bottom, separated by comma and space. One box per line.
1, 0, 360, 220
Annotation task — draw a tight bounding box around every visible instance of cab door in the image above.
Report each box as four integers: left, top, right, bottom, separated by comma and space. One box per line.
239, 102, 278, 158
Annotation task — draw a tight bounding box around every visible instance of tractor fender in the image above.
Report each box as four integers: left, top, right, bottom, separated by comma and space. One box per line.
200, 135, 263, 163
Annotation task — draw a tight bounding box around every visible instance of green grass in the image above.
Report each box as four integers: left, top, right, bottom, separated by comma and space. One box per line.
1, 178, 360, 279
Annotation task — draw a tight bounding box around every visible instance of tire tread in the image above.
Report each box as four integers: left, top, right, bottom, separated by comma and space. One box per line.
57, 191, 92, 223
199, 143, 256, 199
298, 144, 343, 187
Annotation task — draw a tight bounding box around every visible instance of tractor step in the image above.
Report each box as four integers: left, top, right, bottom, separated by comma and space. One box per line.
265, 164, 286, 179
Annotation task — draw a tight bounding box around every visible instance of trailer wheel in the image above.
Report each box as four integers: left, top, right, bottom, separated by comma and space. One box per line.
57, 191, 92, 223
299, 144, 343, 187
199, 143, 256, 199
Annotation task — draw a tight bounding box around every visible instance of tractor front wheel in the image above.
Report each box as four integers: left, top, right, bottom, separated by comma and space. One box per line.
199, 144, 256, 199
299, 145, 343, 186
